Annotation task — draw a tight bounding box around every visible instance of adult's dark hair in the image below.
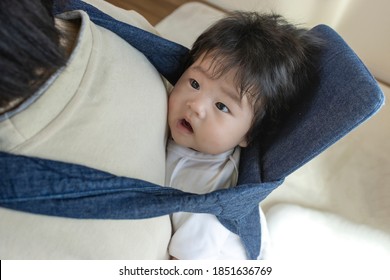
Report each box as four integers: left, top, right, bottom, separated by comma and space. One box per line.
0, 0, 66, 114
189, 11, 323, 145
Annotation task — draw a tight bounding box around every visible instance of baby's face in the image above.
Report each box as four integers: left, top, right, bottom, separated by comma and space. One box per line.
168, 54, 254, 155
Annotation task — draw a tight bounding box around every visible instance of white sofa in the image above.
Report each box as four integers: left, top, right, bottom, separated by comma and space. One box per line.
156, 0, 390, 263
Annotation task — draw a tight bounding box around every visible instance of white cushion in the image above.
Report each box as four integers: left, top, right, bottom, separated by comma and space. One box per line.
266, 203, 390, 260
156, 2, 224, 48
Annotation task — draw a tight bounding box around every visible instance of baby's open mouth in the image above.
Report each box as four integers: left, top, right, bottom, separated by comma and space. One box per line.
181, 119, 193, 133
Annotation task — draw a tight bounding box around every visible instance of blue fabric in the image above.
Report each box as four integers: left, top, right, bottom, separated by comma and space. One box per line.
53, 0, 189, 85
0, 152, 278, 220
0, 151, 279, 259
0, 0, 385, 259
260, 25, 385, 182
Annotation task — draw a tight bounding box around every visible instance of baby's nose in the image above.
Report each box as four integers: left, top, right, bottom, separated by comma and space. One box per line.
187, 95, 207, 119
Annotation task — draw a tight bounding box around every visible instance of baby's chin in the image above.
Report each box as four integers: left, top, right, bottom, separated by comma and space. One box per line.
170, 132, 228, 155
171, 138, 206, 154
188, 144, 227, 155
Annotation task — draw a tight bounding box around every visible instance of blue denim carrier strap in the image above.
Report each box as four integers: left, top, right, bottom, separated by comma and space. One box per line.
53, 0, 189, 85
0, 151, 280, 259
260, 24, 385, 182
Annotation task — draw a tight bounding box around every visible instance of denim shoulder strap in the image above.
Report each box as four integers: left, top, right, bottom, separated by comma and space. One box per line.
260, 25, 385, 182
53, 0, 189, 85
0, 151, 279, 259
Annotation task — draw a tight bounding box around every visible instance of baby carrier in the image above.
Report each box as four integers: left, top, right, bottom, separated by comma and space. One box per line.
0, 0, 384, 259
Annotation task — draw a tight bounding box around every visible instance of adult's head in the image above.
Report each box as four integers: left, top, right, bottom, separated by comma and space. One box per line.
0, 0, 66, 114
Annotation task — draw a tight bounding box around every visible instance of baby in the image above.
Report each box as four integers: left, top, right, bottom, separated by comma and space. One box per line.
166, 11, 322, 259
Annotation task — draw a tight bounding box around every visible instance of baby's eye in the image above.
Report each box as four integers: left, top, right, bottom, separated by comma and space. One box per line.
215, 102, 230, 113
190, 79, 200, 90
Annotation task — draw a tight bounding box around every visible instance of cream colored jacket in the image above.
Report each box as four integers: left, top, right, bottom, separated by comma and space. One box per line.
0, 0, 170, 259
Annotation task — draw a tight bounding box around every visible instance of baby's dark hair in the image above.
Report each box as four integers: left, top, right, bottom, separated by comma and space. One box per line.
189, 11, 323, 145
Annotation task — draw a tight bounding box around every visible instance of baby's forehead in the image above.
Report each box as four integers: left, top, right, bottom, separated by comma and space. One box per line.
191, 53, 239, 83
190, 52, 258, 105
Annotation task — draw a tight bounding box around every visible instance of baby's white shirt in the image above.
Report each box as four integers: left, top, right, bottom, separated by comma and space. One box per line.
165, 139, 249, 259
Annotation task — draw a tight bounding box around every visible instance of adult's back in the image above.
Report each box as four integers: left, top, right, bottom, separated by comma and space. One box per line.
0, 0, 171, 259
